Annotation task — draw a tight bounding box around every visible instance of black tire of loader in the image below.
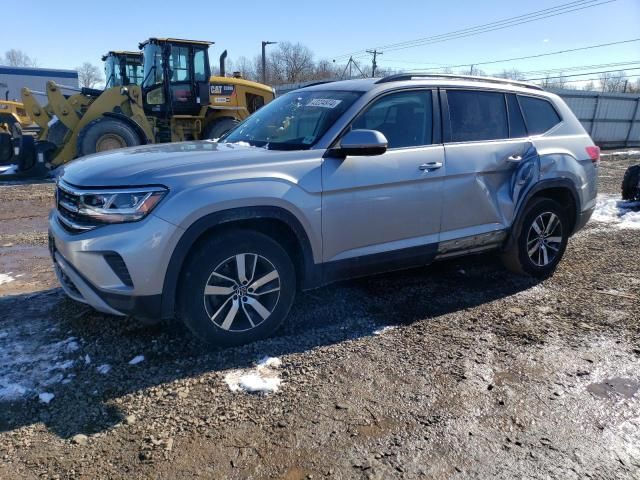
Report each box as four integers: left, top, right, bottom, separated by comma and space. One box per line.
621, 165, 640, 201
77, 117, 142, 157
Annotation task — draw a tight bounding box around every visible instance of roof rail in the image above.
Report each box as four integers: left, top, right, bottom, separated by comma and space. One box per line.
375, 73, 543, 91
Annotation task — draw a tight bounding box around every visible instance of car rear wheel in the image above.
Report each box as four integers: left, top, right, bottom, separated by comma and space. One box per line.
177, 230, 296, 346
502, 198, 569, 277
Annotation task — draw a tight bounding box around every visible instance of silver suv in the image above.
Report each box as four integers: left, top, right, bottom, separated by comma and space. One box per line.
49, 74, 599, 345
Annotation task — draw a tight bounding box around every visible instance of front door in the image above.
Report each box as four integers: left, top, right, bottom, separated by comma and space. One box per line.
322, 89, 445, 275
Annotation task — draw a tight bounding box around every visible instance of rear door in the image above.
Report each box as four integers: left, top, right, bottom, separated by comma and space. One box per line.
439, 89, 532, 245
322, 89, 445, 270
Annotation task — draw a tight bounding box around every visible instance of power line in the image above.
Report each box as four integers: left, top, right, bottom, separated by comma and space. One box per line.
383, 38, 640, 72
333, 0, 617, 60
517, 60, 640, 76
524, 66, 640, 81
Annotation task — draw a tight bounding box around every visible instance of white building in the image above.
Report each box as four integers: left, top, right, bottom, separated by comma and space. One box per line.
0, 66, 79, 104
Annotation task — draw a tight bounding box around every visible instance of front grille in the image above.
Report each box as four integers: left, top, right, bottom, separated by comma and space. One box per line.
56, 182, 97, 233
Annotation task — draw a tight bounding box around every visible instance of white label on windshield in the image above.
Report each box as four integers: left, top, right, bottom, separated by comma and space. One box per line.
306, 98, 342, 109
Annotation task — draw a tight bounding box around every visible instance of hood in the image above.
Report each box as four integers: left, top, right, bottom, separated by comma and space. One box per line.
59, 141, 295, 188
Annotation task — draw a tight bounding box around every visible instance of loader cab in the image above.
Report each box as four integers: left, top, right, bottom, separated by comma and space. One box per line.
103, 51, 144, 89
140, 38, 212, 117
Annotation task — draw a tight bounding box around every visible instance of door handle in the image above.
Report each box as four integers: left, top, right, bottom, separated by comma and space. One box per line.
419, 161, 443, 171
506, 154, 523, 163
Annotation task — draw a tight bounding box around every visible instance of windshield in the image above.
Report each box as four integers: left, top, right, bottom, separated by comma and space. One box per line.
142, 44, 164, 89
126, 62, 144, 86
221, 90, 362, 150
104, 56, 120, 89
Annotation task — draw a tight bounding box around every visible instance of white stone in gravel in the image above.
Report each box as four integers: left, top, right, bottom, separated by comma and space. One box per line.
96, 364, 111, 375
38, 392, 54, 404
128, 355, 145, 365
373, 326, 396, 335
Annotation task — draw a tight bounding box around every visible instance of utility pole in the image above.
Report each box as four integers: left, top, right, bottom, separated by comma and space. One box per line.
261, 41, 277, 84
469, 64, 475, 76
366, 49, 382, 77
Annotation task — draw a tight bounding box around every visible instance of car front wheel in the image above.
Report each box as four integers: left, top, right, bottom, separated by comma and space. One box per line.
177, 230, 296, 346
502, 198, 569, 277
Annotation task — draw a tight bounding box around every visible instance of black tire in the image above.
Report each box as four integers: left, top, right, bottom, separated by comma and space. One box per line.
77, 117, 141, 157
621, 165, 640, 201
502, 198, 569, 277
202, 118, 239, 140
177, 230, 296, 346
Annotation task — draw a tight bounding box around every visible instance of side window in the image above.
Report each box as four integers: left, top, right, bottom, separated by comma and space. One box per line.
518, 96, 561, 135
507, 94, 527, 138
169, 46, 190, 82
447, 90, 508, 142
194, 49, 207, 82
352, 90, 433, 149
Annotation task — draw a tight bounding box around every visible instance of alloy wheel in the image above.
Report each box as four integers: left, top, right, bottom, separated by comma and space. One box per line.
526, 212, 563, 267
203, 253, 281, 332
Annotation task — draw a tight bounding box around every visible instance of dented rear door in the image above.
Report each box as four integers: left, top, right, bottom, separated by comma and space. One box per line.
439, 89, 533, 245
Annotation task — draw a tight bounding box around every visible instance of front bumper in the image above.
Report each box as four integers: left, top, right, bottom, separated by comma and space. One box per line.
48, 210, 182, 318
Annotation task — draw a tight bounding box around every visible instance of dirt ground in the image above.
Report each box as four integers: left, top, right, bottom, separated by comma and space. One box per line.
0, 154, 638, 480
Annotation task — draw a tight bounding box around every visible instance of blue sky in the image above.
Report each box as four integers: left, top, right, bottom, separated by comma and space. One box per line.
6, 0, 640, 83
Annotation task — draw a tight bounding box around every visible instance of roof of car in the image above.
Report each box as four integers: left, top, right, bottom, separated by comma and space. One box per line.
295, 75, 548, 96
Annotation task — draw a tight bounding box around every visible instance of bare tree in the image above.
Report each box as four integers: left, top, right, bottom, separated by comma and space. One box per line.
3, 49, 38, 67
269, 42, 315, 84
599, 71, 628, 92
581, 80, 596, 92
539, 73, 567, 90
77, 62, 103, 88
234, 56, 257, 81
314, 59, 338, 80
497, 68, 524, 80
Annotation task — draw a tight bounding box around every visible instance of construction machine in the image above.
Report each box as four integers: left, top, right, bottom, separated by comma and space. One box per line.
0, 99, 32, 137
3, 38, 274, 180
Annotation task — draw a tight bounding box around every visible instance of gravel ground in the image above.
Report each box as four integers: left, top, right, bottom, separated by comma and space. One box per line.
0, 154, 638, 479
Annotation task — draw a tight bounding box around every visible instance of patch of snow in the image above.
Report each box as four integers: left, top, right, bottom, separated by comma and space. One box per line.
0, 322, 81, 402
0, 273, 16, 285
128, 355, 144, 365
84, 355, 91, 365
591, 195, 640, 230
96, 364, 111, 375
38, 392, 54, 404
604, 150, 640, 156
225, 357, 283, 394
373, 326, 397, 335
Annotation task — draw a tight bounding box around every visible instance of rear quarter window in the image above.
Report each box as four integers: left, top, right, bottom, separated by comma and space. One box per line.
518, 96, 561, 135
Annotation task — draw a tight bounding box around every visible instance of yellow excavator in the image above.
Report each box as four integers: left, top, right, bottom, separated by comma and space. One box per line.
0, 99, 32, 137
0, 38, 274, 180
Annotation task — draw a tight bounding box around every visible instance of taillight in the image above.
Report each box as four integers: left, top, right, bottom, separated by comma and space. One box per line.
586, 146, 600, 165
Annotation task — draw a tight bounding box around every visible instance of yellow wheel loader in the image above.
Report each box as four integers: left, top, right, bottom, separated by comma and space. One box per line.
0, 51, 146, 180
0, 99, 32, 137
2, 38, 274, 180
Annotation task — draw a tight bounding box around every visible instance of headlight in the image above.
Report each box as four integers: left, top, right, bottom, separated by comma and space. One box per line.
78, 186, 167, 224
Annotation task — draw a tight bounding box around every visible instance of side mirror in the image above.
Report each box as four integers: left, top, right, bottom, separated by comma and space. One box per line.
336, 129, 388, 157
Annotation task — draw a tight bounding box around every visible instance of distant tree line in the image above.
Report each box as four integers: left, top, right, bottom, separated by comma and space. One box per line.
3, 47, 639, 93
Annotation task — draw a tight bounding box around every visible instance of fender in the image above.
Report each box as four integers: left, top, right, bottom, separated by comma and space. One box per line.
160, 206, 319, 319
101, 112, 151, 144
503, 178, 581, 251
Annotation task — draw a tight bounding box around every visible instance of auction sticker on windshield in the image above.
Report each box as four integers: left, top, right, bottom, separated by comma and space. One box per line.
306, 98, 342, 108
